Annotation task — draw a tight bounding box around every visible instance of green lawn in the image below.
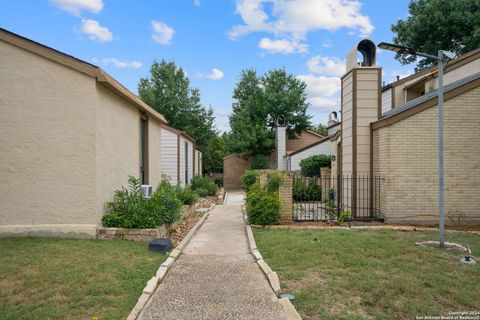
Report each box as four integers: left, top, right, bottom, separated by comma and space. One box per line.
0, 237, 167, 320
254, 228, 480, 320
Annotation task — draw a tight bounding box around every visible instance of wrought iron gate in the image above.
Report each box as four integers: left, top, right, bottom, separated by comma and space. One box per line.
292, 173, 383, 222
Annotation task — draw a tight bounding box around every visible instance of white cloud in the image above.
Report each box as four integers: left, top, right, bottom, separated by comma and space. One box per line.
197, 68, 225, 80
297, 74, 341, 112
50, 0, 103, 16
309, 97, 341, 111
80, 19, 112, 42
259, 36, 308, 54
93, 58, 142, 69
306, 56, 345, 77
215, 110, 232, 117
297, 74, 340, 97
230, 0, 374, 47
194, 0, 201, 6
151, 21, 175, 45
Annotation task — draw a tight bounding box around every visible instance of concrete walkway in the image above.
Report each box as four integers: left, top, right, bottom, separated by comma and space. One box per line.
138, 190, 286, 320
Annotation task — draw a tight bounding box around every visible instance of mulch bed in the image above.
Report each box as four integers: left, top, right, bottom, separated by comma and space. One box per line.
168, 212, 202, 246
168, 198, 217, 246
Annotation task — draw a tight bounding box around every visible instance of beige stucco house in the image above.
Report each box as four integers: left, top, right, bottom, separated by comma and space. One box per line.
0, 28, 202, 238
328, 39, 480, 225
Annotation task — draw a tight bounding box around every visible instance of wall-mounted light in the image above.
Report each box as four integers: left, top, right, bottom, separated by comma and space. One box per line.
331, 155, 336, 161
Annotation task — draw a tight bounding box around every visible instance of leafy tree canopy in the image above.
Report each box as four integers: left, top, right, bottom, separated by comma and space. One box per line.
138, 59, 221, 173
391, 0, 480, 69
309, 124, 328, 137
228, 69, 312, 156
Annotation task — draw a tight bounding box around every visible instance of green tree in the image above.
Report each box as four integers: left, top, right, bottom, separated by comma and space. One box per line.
202, 135, 225, 174
138, 60, 218, 173
391, 0, 480, 69
309, 123, 328, 136
229, 69, 311, 155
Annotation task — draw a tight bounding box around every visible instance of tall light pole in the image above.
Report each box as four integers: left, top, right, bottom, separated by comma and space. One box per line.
378, 42, 455, 248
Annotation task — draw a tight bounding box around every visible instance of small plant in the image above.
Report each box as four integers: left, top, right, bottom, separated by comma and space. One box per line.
240, 170, 259, 190
266, 170, 285, 192
325, 199, 336, 221
328, 188, 335, 201
214, 177, 223, 187
293, 179, 322, 201
245, 182, 280, 225
447, 209, 466, 228
338, 210, 351, 224
250, 154, 270, 170
191, 175, 217, 196
299, 154, 332, 177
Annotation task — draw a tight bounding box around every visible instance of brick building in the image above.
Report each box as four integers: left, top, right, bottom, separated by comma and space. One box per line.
329, 39, 480, 225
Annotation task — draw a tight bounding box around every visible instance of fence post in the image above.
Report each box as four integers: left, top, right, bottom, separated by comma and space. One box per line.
320, 167, 331, 202
279, 172, 293, 224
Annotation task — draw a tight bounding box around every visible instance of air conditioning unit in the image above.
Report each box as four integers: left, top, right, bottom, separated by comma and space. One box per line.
140, 185, 153, 199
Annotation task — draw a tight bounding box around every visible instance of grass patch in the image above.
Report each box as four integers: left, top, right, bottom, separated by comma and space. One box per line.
0, 237, 167, 320
254, 229, 480, 320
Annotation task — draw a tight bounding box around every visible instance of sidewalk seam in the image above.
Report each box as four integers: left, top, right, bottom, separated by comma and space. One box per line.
242, 205, 302, 320
126, 203, 215, 320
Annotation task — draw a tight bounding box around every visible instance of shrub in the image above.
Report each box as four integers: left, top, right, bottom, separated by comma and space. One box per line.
148, 184, 183, 224
102, 176, 183, 228
194, 187, 210, 197
176, 185, 199, 205
293, 179, 322, 201
245, 183, 280, 225
240, 170, 258, 190
250, 154, 270, 170
214, 177, 223, 187
191, 175, 217, 196
299, 154, 332, 177
338, 210, 351, 224
266, 170, 285, 192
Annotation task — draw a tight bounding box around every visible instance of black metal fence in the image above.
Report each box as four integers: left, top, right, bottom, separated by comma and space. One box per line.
292, 173, 384, 222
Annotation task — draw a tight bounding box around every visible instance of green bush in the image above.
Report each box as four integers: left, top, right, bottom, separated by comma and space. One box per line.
266, 170, 284, 192
176, 185, 199, 205
338, 210, 351, 224
191, 175, 217, 196
245, 183, 280, 225
240, 170, 259, 190
102, 176, 183, 228
214, 177, 223, 187
293, 179, 322, 201
299, 154, 332, 177
250, 154, 270, 170
194, 187, 210, 197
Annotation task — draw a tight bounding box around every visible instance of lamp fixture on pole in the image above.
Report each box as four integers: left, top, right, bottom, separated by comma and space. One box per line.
378, 42, 455, 248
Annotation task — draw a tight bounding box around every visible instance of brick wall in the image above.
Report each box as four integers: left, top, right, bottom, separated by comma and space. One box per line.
223, 153, 251, 189
373, 85, 480, 225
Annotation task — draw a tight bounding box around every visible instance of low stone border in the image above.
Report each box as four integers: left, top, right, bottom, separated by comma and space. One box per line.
98, 205, 198, 242
251, 224, 480, 235
242, 205, 302, 320
126, 204, 215, 320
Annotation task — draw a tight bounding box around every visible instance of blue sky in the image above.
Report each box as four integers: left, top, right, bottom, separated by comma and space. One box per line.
1, 0, 415, 132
